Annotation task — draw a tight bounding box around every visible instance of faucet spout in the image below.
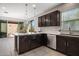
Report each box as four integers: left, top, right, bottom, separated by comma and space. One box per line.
69, 26, 72, 35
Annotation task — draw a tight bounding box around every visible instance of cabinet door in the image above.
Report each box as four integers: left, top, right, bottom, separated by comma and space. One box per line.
67, 37, 79, 56
50, 11, 60, 26
56, 11, 60, 26
30, 35, 39, 49
36, 34, 42, 46
50, 12, 56, 26
19, 36, 30, 54
41, 16, 46, 26
56, 35, 66, 54
38, 17, 42, 27
41, 34, 48, 46
45, 14, 51, 26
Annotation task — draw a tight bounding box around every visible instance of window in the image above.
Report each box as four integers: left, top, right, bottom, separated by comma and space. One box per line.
28, 20, 36, 32
61, 8, 79, 31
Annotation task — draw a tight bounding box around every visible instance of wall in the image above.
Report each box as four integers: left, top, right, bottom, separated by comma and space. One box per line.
37, 3, 79, 34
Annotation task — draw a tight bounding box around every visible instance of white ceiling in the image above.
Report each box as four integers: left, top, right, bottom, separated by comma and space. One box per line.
0, 3, 60, 21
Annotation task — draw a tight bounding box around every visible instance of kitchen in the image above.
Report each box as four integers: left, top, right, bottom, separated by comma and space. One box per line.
0, 3, 79, 56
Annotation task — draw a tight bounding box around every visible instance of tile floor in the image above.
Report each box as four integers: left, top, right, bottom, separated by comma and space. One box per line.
0, 38, 66, 56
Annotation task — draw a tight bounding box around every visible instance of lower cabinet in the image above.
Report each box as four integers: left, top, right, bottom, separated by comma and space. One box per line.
56, 35, 79, 56
19, 36, 30, 54
30, 34, 42, 49
15, 34, 48, 54
67, 37, 79, 56
56, 36, 66, 54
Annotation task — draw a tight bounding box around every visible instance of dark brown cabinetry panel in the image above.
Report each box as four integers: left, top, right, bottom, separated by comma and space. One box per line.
38, 17, 42, 27
67, 37, 79, 56
56, 11, 60, 26
50, 10, 60, 26
17, 35, 30, 54
45, 14, 51, 26
15, 34, 48, 54
56, 36, 66, 54
30, 34, 42, 49
56, 35, 79, 56
50, 12, 56, 26
38, 10, 60, 27
41, 16, 46, 26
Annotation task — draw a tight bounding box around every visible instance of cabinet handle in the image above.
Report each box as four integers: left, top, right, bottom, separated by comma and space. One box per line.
64, 42, 66, 46
67, 42, 69, 47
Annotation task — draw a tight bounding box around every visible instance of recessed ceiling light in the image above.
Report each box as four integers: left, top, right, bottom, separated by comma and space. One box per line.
32, 4, 36, 8
2, 7, 6, 10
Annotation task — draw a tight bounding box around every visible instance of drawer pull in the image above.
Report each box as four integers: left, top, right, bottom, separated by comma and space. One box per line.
67, 42, 69, 47
64, 42, 66, 46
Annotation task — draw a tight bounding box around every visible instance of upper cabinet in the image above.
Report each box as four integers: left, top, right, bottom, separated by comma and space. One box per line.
38, 17, 42, 27
38, 10, 60, 27
45, 14, 51, 26
41, 15, 46, 26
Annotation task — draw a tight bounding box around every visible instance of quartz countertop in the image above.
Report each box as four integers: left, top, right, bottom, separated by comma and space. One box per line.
58, 34, 79, 38
14, 32, 45, 36
47, 32, 61, 35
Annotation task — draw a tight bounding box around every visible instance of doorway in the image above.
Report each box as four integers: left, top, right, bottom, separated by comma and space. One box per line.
7, 23, 18, 38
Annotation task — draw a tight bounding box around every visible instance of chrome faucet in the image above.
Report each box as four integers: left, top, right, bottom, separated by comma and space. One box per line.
69, 26, 72, 35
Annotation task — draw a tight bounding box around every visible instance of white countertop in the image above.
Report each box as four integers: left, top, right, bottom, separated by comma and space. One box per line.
14, 31, 61, 36
14, 32, 45, 36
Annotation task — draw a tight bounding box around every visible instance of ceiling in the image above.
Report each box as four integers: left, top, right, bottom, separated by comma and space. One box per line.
0, 3, 60, 21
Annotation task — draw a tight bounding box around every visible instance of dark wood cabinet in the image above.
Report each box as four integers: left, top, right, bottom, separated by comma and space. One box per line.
30, 34, 42, 49
38, 10, 60, 27
41, 16, 46, 26
45, 14, 51, 26
56, 35, 79, 56
50, 10, 60, 26
66, 37, 79, 56
56, 36, 66, 54
15, 35, 30, 54
15, 34, 48, 54
50, 12, 56, 26
41, 34, 48, 45
38, 17, 42, 27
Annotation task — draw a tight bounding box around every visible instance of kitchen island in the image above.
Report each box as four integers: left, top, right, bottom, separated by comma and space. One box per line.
14, 33, 48, 54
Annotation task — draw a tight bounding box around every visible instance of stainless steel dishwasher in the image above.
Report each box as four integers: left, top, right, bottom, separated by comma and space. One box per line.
47, 34, 56, 49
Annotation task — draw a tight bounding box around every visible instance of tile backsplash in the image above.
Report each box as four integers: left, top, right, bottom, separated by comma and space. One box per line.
39, 26, 60, 34
39, 26, 79, 35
